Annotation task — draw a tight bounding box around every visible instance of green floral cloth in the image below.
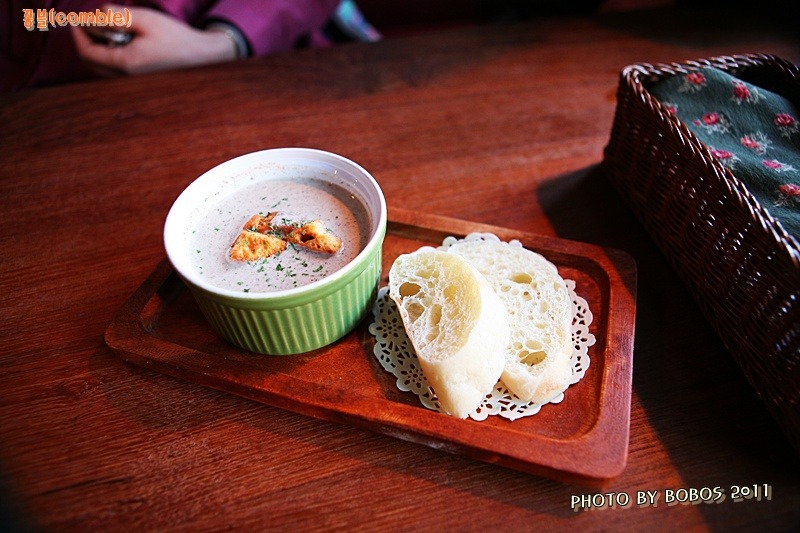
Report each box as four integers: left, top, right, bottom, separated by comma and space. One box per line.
649, 66, 800, 241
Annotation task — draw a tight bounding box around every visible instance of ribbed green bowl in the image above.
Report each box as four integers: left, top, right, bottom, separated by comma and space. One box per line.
187, 234, 382, 354
164, 148, 387, 355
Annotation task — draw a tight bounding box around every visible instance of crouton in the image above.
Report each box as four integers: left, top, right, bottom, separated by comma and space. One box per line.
230, 230, 287, 261
243, 212, 278, 234
285, 220, 342, 254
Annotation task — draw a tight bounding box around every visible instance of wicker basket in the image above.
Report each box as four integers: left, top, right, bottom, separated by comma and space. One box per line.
602, 54, 800, 454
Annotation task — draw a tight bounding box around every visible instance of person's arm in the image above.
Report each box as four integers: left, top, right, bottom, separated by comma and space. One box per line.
71, 5, 238, 76
71, 1, 342, 77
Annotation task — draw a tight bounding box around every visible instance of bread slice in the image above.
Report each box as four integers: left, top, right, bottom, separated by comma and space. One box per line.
448, 240, 573, 404
388, 248, 510, 418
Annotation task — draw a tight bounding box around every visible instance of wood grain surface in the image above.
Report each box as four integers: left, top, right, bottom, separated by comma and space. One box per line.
2, 6, 799, 531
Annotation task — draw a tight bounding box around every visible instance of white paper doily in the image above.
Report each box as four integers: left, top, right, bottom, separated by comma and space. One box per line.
368, 232, 596, 421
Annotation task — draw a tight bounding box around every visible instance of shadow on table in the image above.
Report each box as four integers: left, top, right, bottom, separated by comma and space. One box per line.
537, 163, 800, 523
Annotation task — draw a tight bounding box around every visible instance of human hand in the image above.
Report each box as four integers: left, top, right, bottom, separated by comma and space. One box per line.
71, 5, 238, 76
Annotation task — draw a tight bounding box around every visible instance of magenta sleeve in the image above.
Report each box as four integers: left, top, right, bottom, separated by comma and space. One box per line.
202, 0, 341, 55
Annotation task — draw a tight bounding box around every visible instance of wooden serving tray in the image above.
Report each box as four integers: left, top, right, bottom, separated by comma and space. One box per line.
105, 208, 637, 486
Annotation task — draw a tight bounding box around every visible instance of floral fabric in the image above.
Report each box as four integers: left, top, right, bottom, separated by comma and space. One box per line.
649, 67, 800, 241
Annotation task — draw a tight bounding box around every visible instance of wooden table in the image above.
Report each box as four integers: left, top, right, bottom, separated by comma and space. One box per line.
2, 6, 799, 531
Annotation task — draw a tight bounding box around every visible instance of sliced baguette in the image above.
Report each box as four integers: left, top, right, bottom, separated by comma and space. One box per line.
448, 240, 573, 404
388, 248, 510, 418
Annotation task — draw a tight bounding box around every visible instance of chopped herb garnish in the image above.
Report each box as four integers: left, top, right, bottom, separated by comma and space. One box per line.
270, 197, 289, 209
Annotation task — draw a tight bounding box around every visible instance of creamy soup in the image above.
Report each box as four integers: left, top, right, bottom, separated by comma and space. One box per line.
190, 178, 370, 292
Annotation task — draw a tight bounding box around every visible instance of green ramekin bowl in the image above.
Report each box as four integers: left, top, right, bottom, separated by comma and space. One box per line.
164, 148, 387, 355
